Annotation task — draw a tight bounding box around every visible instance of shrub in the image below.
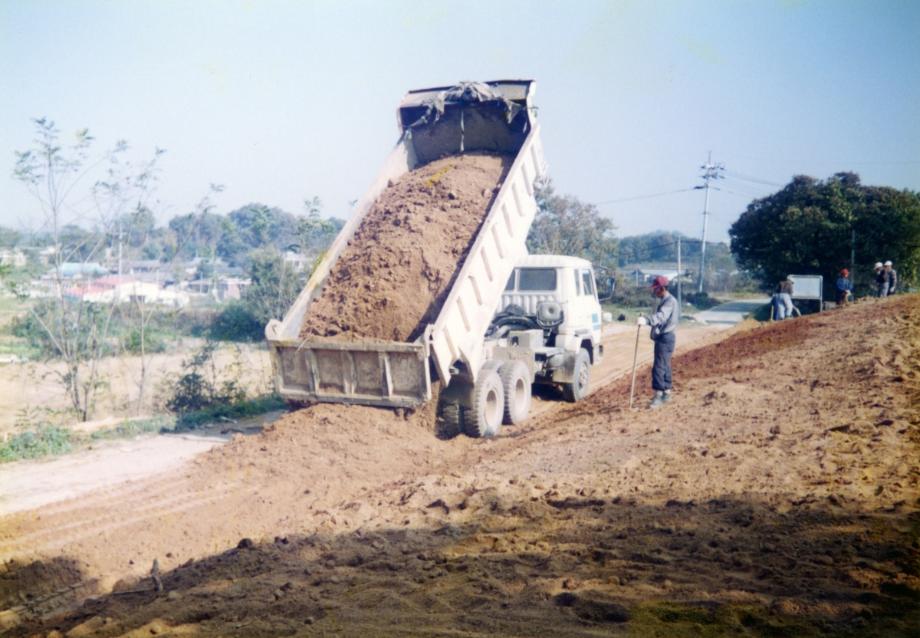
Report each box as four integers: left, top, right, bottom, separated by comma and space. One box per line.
9, 300, 59, 357
165, 341, 247, 415
123, 328, 167, 354
172, 308, 215, 338
209, 300, 264, 342
174, 394, 285, 431
0, 426, 73, 463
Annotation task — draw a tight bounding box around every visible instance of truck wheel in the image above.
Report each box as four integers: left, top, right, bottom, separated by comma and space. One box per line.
436, 401, 463, 440
562, 348, 591, 403
462, 368, 505, 438
500, 360, 531, 424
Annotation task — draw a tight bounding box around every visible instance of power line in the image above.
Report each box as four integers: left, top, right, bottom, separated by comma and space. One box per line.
627, 236, 717, 252
720, 178, 775, 195
718, 186, 765, 199
593, 188, 696, 206
723, 170, 782, 187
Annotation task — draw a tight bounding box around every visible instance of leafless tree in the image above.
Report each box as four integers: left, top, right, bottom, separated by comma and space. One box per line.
13, 118, 160, 421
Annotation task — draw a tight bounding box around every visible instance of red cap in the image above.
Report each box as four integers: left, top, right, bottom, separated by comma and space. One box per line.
840, 268, 849, 276
650, 275, 669, 290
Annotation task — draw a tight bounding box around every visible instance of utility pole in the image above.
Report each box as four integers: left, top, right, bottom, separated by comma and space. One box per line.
676, 236, 682, 309
850, 228, 856, 281
117, 217, 123, 276
695, 151, 724, 293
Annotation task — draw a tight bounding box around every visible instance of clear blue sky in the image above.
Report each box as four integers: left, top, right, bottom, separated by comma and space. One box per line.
2, 0, 918, 242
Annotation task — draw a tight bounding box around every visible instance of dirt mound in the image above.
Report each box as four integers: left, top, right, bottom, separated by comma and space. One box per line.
301, 153, 511, 342
5, 296, 919, 636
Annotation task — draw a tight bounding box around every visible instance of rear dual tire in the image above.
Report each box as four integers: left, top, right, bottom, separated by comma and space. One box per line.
444, 360, 533, 439
562, 348, 591, 403
462, 366, 504, 438
499, 360, 531, 425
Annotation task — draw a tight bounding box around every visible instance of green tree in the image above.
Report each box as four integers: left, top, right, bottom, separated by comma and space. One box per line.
122, 206, 157, 248
729, 173, 920, 295
0, 226, 21, 248
618, 231, 694, 265
58, 223, 104, 263
242, 247, 305, 326
527, 179, 618, 271
295, 198, 344, 259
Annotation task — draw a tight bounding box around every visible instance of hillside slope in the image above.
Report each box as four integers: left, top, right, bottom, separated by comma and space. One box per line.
3, 295, 918, 636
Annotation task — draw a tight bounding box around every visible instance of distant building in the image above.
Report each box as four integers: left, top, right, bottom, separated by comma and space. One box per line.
283, 250, 312, 272
37, 246, 58, 266
50, 262, 110, 279
184, 276, 251, 302
0, 249, 27, 268
64, 276, 189, 307
122, 260, 172, 284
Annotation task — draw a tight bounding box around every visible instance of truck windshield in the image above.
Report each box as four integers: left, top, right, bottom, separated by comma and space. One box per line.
518, 268, 557, 291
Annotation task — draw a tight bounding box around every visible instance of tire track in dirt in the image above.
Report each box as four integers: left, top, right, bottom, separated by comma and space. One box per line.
0, 484, 257, 557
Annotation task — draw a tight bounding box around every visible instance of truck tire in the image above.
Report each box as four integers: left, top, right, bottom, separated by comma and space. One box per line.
462, 367, 505, 438
562, 348, 591, 403
436, 401, 463, 440
499, 360, 531, 425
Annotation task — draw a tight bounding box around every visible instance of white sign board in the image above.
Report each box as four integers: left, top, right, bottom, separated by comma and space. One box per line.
788, 275, 823, 301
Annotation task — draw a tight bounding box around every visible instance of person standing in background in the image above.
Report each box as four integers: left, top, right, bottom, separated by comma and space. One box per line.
637, 276, 678, 409
835, 268, 853, 306
884, 261, 897, 295
874, 262, 889, 297
774, 276, 794, 320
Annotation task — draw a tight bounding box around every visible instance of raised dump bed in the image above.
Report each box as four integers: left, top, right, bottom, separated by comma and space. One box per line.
266, 80, 545, 408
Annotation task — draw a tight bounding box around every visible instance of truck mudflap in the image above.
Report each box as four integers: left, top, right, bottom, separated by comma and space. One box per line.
268, 335, 432, 408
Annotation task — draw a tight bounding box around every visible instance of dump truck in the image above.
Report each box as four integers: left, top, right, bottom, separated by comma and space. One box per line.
266, 80, 606, 437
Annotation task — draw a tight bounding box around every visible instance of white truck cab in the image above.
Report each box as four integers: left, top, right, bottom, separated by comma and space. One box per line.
499, 255, 604, 364
439, 254, 606, 438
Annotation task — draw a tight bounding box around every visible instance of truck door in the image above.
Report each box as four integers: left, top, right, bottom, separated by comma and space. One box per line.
574, 268, 602, 349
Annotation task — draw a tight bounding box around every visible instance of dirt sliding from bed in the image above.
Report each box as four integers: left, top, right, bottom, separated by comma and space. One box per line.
300, 152, 511, 343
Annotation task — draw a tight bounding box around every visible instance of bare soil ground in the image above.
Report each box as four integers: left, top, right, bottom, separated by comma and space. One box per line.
1, 296, 918, 636
0, 411, 283, 517
301, 153, 510, 342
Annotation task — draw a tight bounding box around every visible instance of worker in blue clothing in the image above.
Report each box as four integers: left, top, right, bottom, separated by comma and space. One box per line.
835, 268, 853, 306
637, 275, 679, 409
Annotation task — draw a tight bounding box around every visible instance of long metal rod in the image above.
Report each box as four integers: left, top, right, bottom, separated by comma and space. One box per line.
628, 324, 642, 409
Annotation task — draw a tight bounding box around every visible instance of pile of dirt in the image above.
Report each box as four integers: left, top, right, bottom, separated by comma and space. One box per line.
4, 296, 919, 636
0, 396, 466, 628
300, 153, 511, 343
